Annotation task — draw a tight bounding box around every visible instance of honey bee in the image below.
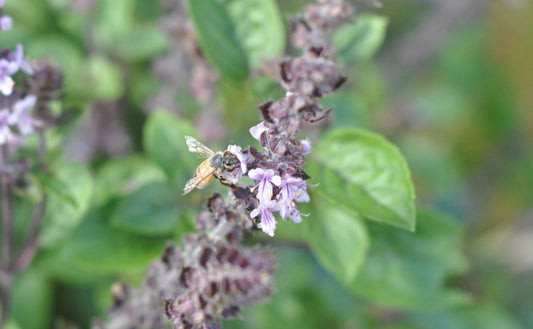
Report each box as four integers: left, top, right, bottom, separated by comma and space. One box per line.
183, 136, 241, 195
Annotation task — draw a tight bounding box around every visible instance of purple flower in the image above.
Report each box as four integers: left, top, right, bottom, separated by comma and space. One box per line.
8, 95, 37, 135
277, 175, 310, 223
9, 44, 33, 74
249, 121, 268, 141
0, 0, 4, 7
250, 200, 280, 237
248, 168, 281, 202
0, 109, 11, 144
0, 15, 12, 31
0, 58, 18, 95
225, 144, 249, 183
301, 139, 312, 154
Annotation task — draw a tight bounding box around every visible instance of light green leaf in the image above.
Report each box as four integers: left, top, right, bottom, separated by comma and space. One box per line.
310, 128, 416, 231
12, 270, 53, 329
40, 161, 93, 248
143, 111, 198, 187
350, 208, 470, 310
83, 55, 124, 100
224, 0, 285, 68
110, 183, 180, 236
303, 194, 369, 283
186, 0, 249, 82
94, 155, 166, 205
114, 25, 169, 62
334, 14, 388, 63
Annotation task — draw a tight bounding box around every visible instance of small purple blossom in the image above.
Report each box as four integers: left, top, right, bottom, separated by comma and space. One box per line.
0, 109, 11, 144
248, 168, 281, 202
249, 121, 268, 141
225, 144, 249, 183
0, 15, 12, 31
8, 94, 37, 135
251, 200, 280, 237
0, 58, 18, 95
10, 44, 33, 74
277, 175, 310, 223
301, 139, 312, 154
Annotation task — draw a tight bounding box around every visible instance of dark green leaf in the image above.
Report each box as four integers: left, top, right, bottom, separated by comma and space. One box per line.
12, 270, 53, 329
349, 208, 470, 310
94, 155, 166, 205
303, 194, 369, 283
186, 0, 249, 81
334, 14, 388, 63
224, 0, 285, 68
110, 183, 180, 236
309, 128, 416, 231
143, 111, 198, 187
40, 161, 93, 248
50, 207, 166, 275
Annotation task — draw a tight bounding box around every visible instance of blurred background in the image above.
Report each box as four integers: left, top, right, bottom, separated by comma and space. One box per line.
1, 0, 532, 328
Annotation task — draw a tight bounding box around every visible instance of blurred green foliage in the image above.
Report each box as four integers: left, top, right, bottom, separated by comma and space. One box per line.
1, 0, 532, 328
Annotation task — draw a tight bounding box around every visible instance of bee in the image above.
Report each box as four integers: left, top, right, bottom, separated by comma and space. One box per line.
183, 136, 241, 195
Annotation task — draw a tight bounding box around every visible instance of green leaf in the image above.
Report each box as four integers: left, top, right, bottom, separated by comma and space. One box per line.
96, 0, 135, 50
349, 208, 470, 310
303, 194, 369, 283
51, 207, 166, 274
40, 161, 93, 248
309, 128, 416, 231
334, 14, 388, 63
224, 0, 285, 68
110, 183, 180, 236
114, 25, 169, 62
12, 270, 53, 329
412, 303, 523, 329
94, 155, 166, 205
143, 111, 198, 187
186, 0, 249, 82
83, 55, 125, 100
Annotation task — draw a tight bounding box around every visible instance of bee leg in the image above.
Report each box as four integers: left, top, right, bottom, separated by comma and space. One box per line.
214, 174, 237, 189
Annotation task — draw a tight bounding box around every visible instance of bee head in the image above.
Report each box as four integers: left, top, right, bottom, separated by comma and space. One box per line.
222, 151, 240, 169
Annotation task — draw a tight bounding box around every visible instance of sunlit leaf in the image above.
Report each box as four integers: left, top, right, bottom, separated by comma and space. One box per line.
334, 14, 388, 63
224, 0, 285, 68
309, 128, 416, 231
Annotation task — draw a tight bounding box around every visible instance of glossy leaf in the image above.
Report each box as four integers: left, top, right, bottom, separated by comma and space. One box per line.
303, 195, 369, 283
143, 111, 198, 187
224, 0, 285, 68
40, 161, 93, 248
334, 14, 388, 63
110, 183, 180, 236
310, 128, 416, 231
186, 0, 249, 81
349, 208, 470, 310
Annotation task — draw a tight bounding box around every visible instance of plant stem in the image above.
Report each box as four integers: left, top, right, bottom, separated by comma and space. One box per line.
0, 144, 13, 329
0, 144, 14, 271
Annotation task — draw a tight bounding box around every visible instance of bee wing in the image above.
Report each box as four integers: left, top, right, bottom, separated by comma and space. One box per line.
182, 167, 217, 195
185, 136, 216, 158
